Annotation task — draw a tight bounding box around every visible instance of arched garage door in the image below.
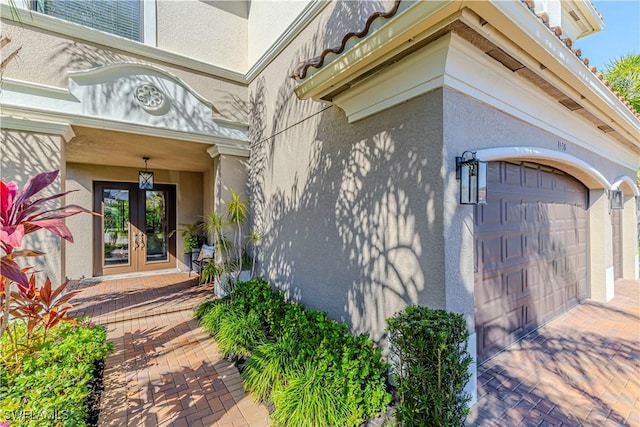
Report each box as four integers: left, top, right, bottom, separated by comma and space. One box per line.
474, 162, 588, 362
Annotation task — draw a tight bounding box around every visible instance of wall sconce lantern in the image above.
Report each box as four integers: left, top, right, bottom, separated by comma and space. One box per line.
456, 151, 487, 205
609, 189, 623, 211
139, 156, 154, 190
636, 196, 640, 212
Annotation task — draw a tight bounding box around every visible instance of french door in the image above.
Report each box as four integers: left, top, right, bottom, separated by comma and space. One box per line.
93, 182, 176, 276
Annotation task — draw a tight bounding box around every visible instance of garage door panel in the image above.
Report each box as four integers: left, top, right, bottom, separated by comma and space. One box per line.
504, 235, 523, 261
475, 162, 587, 363
524, 166, 539, 187
505, 163, 522, 185
504, 199, 526, 225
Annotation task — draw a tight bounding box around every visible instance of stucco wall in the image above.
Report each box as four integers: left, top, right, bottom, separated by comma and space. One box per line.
1, 130, 65, 285
247, 0, 450, 345
251, 90, 446, 344
1, 20, 248, 123
65, 163, 203, 279
156, 0, 248, 72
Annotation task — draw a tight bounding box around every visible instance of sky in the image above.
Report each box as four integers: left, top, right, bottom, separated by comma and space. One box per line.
573, 0, 640, 71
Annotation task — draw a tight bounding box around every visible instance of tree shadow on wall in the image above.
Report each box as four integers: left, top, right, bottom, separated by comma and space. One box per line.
245, 0, 461, 345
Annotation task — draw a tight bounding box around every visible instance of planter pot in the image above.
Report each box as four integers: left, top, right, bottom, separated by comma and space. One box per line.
191, 249, 201, 273
183, 252, 192, 270
214, 273, 232, 298
238, 270, 251, 283
214, 270, 252, 297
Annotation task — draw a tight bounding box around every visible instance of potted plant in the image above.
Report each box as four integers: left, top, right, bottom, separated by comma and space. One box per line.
172, 221, 206, 271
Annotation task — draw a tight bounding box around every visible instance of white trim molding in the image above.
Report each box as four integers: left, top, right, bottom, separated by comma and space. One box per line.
1, 0, 329, 85
1, 63, 250, 150
0, 3, 245, 83
206, 143, 250, 159
612, 176, 640, 196
474, 147, 612, 190
245, 0, 329, 82
0, 115, 75, 142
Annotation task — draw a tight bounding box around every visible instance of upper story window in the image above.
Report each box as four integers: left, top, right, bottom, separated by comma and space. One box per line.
32, 0, 143, 42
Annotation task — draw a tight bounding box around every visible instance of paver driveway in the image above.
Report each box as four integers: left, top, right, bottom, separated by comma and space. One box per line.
70, 271, 270, 427
467, 279, 640, 426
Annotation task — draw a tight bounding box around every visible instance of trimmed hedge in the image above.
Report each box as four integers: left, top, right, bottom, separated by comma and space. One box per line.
0, 319, 114, 427
387, 305, 472, 426
196, 278, 391, 426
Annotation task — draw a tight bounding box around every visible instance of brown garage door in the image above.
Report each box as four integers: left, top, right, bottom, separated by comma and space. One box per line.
474, 162, 588, 362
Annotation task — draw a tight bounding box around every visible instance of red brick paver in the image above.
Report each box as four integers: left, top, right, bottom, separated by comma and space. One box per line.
467, 279, 640, 426
70, 272, 270, 427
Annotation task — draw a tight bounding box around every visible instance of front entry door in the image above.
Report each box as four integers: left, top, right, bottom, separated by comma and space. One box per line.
94, 182, 176, 276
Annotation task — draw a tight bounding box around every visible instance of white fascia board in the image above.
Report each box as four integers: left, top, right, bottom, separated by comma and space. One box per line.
445, 35, 639, 172
472, 1, 639, 142
0, 114, 75, 142
333, 35, 449, 123
573, 0, 605, 36
294, 1, 458, 100
0, 3, 245, 83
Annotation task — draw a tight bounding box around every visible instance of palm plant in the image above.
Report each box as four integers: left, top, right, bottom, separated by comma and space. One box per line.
602, 53, 640, 113
226, 191, 248, 274
246, 228, 262, 278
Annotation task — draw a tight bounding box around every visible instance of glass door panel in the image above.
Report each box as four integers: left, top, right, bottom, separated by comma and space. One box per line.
102, 189, 130, 266
94, 181, 176, 276
144, 190, 169, 263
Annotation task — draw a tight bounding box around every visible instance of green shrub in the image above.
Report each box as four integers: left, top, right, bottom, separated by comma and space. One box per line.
195, 299, 219, 319
242, 334, 299, 402
0, 318, 113, 427
214, 309, 266, 358
197, 277, 391, 426
271, 361, 350, 427
387, 306, 472, 427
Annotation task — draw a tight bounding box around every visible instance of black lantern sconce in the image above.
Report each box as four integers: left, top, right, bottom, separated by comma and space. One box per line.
456, 151, 487, 205
608, 189, 623, 211
139, 156, 154, 190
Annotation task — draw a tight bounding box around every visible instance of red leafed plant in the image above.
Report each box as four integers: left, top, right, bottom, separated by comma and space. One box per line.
0, 170, 92, 364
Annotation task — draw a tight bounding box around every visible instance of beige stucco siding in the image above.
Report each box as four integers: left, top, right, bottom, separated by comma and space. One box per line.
156, 0, 248, 72
1, 130, 65, 285
251, 90, 446, 344
1, 20, 248, 123
65, 163, 203, 279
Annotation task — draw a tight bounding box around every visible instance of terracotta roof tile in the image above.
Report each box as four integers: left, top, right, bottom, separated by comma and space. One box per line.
519, 0, 636, 116
291, 0, 635, 117
290, 0, 402, 80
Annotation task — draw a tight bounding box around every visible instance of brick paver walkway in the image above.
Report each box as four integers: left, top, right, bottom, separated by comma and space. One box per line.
70, 272, 270, 427
467, 279, 640, 426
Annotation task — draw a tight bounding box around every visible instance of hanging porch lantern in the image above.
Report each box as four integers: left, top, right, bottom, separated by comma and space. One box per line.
139, 156, 154, 190
456, 151, 487, 205
609, 189, 623, 210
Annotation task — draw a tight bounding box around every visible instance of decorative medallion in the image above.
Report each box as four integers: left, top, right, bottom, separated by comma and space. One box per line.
134, 83, 165, 111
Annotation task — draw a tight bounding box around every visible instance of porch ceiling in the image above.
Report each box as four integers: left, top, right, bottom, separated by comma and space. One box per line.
66, 126, 213, 172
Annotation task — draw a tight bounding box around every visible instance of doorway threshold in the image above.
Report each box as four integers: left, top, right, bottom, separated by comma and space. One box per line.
79, 268, 181, 285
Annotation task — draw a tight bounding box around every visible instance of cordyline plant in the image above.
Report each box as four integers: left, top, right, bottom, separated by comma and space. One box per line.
0, 170, 91, 344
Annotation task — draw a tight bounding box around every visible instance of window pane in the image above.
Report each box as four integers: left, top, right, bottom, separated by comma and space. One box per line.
145, 190, 168, 262
103, 189, 130, 266
35, 0, 142, 42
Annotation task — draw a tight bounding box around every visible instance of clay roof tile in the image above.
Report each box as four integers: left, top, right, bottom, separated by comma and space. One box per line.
290, 1, 402, 80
